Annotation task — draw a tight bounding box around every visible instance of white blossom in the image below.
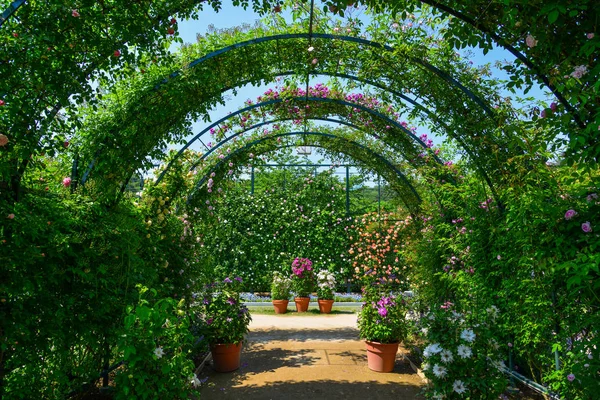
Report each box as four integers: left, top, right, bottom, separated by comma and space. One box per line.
423, 343, 443, 357
440, 349, 454, 363
453, 380, 467, 394
432, 364, 447, 378
457, 344, 472, 359
460, 329, 476, 343
191, 374, 202, 387
154, 346, 165, 359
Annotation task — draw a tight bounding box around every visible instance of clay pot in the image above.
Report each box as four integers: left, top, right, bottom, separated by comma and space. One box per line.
210, 342, 242, 372
318, 299, 334, 314
365, 341, 399, 372
294, 297, 310, 312
272, 299, 289, 314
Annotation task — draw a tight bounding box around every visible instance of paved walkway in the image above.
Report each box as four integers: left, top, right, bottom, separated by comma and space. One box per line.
195, 313, 424, 399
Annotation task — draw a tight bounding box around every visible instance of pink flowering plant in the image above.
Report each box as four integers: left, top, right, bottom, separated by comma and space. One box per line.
357, 276, 408, 344
194, 277, 251, 345
290, 257, 315, 297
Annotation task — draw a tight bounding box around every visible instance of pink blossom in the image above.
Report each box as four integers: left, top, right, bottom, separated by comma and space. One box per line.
587, 193, 598, 202
570, 65, 588, 79
311, 58, 318, 65
72, 9, 80, 17
550, 102, 558, 112
525, 34, 538, 48
7, 213, 15, 219
113, 50, 121, 57
564, 209, 577, 220
581, 221, 592, 233
62, 177, 72, 187
587, 33, 594, 39
497, 255, 501, 260
0, 134, 8, 147
567, 373, 575, 382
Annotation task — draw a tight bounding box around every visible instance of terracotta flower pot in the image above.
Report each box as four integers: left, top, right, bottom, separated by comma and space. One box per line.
210, 342, 242, 372
365, 341, 399, 372
294, 297, 310, 312
272, 299, 289, 314
318, 299, 334, 314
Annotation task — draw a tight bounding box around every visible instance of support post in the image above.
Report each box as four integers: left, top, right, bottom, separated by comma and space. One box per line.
378, 175, 381, 217
250, 166, 255, 195
345, 166, 350, 217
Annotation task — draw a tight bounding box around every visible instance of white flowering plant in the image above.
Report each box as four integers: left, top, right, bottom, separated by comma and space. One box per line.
316, 270, 337, 300
115, 285, 197, 399
418, 303, 506, 399
271, 271, 292, 300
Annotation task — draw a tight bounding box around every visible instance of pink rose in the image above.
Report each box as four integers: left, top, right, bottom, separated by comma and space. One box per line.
581, 222, 592, 233
62, 177, 72, 187
72, 9, 80, 17
525, 34, 538, 48
567, 373, 575, 382
587, 33, 594, 39
7, 213, 15, 219
564, 209, 577, 220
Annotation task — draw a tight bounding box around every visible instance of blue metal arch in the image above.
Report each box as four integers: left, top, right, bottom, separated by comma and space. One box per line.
1, 1, 578, 127
187, 131, 422, 208
153, 96, 443, 186
0, 0, 24, 28
179, 117, 430, 186
159, 33, 496, 118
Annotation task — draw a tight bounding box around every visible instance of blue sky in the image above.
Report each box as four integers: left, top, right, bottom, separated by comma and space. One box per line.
166, 0, 551, 181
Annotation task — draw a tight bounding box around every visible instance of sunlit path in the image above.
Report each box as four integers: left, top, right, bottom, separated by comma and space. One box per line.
196, 314, 424, 399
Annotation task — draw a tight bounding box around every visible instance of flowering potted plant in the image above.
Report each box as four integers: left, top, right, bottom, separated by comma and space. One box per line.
271, 271, 291, 314
196, 277, 251, 372
290, 257, 315, 312
357, 277, 408, 372
316, 270, 336, 314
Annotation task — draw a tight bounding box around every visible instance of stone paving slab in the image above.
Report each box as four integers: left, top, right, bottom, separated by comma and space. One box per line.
194, 314, 424, 399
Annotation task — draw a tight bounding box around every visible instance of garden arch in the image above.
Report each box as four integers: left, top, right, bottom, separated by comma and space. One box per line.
2, 2, 598, 399
186, 130, 422, 207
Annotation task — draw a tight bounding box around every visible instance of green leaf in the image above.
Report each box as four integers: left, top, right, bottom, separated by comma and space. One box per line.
547, 10, 559, 23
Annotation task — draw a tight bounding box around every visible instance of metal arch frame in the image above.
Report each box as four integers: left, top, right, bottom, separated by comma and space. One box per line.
0, 1, 577, 125
149, 70, 498, 200
178, 116, 431, 189
0, 0, 24, 27
418, 0, 582, 128
153, 96, 443, 185
186, 131, 422, 208
160, 33, 497, 118
75, 33, 500, 187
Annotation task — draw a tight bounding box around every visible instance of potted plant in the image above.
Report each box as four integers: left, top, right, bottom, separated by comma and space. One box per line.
290, 257, 315, 312
196, 277, 251, 372
316, 270, 336, 314
271, 271, 291, 314
357, 278, 407, 372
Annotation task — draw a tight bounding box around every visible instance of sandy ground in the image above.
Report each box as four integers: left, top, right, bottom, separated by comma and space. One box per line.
195, 313, 424, 399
